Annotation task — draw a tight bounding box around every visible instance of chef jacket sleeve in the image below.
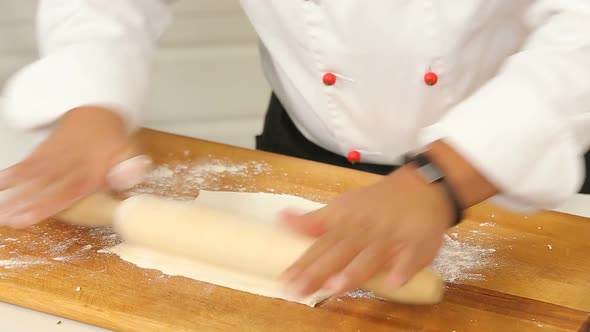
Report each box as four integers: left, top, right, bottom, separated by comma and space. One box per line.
1, 0, 172, 133
420, 0, 590, 212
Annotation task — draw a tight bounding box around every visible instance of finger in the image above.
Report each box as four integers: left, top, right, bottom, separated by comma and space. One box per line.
282, 226, 345, 282
324, 241, 393, 295
281, 207, 330, 237
385, 247, 423, 289
288, 233, 367, 298
0, 198, 29, 226
2, 174, 67, 228
0, 172, 54, 225
7, 170, 97, 228
106, 154, 153, 190
7, 210, 43, 229
0, 160, 39, 191
109, 138, 141, 169
0, 167, 11, 189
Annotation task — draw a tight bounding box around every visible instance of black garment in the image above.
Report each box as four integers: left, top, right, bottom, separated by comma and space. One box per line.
582, 153, 590, 194
256, 94, 397, 175
256, 93, 590, 194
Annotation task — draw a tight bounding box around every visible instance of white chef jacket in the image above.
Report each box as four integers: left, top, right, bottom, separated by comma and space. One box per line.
2, 0, 590, 211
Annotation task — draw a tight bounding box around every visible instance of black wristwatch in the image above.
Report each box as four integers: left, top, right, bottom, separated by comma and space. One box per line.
404, 152, 464, 226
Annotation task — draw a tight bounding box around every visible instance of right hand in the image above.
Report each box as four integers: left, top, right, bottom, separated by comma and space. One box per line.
0, 107, 152, 228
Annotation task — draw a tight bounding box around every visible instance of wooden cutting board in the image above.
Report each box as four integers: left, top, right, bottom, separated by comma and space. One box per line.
0, 129, 589, 332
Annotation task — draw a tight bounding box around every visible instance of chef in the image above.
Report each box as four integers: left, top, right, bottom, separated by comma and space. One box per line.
1, 1, 589, 299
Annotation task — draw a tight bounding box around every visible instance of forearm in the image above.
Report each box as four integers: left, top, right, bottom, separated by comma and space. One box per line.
2, 0, 172, 132
424, 140, 498, 209
417, 1, 590, 211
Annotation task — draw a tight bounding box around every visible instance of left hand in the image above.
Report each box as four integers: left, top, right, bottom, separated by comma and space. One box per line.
0, 107, 150, 229
281, 165, 454, 298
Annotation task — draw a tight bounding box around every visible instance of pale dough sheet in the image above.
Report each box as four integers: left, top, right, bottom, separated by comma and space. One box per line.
109, 190, 332, 307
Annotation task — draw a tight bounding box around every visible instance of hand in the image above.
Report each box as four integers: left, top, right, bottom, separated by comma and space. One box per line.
0, 107, 151, 228
281, 166, 454, 298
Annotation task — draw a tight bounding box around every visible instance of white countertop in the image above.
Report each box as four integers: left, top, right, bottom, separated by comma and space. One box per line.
1, 123, 589, 331
0, 303, 111, 332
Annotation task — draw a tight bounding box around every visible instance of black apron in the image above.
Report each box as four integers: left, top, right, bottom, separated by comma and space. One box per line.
256, 93, 590, 194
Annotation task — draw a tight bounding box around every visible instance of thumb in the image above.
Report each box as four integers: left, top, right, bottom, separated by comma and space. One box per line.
280, 206, 330, 237
106, 142, 153, 191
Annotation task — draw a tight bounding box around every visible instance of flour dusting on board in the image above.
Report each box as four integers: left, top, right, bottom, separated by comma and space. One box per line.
433, 234, 497, 283
0, 258, 49, 269
345, 289, 376, 299
342, 227, 499, 300
128, 159, 271, 199
0, 223, 121, 279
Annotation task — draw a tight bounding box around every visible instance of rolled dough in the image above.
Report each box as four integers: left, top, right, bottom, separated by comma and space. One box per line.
110, 190, 332, 306
108, 190, 444, 307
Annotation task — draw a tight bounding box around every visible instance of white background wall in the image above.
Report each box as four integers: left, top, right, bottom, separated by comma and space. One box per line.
0, 0, 270, 152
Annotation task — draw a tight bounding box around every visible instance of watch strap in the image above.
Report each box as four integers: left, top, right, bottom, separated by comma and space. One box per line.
405, 153, 464, 226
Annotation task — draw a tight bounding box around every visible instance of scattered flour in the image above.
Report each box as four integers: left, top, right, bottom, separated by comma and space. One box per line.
128, 159, 271, 199
433, 234, 497, 283
47, 237, 79, 257
479, 222, 496, 227
149, 166, 174, 179
89, 227, 120, 246
0, 258, 49, 269
345, 289, 376, 299
343, 229, 500, 300
0, 223, 120, 278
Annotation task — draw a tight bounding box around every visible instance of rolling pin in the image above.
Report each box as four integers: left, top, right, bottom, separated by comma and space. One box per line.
56, 193, 445, 304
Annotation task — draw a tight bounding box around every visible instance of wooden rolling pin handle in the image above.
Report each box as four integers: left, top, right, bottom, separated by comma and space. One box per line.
55, 192, 119, 227
365, 270, 444, 304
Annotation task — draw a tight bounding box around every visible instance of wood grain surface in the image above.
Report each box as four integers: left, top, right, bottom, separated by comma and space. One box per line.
0, 129, 588, 332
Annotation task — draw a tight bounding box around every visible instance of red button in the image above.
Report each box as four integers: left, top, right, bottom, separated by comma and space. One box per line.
323, 73, 337, 86
347, 150, 361, 163
424, 72, 438, 86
